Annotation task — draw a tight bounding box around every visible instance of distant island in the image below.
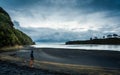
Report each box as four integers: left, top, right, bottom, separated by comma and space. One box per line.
0, 7, 34, 50
66, 34, 120, 45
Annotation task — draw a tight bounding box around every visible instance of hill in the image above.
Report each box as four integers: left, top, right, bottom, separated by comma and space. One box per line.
0, 7, 34, 48
66, 34, 120, 45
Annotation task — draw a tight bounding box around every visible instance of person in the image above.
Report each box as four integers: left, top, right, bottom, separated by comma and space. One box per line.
29, 50, 34, 68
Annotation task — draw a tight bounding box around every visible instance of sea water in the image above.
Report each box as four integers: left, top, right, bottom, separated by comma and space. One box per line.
32, 42, 120, 51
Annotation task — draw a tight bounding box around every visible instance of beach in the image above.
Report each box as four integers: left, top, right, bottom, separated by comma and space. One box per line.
0, 60, 70, 75
0, 47, 120, 75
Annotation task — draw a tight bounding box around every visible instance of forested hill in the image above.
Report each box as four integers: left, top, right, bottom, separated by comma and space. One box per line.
0, 7, 34, 48
66, 34, 120, 45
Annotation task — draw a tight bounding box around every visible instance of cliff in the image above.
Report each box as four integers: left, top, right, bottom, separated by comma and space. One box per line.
0, 7, 34, 48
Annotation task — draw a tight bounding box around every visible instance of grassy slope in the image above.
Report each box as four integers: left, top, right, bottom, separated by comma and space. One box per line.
0, 7, 34, 49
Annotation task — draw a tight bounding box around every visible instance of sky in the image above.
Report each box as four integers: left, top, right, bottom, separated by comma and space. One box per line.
0, 0, 120, 42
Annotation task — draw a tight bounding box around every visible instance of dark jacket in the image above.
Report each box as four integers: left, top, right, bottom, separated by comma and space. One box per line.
30, 50, 34, 60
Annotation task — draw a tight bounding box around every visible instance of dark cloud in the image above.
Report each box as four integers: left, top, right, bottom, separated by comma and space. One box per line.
1, 0, 120, 41
91, 0, 120, 11
0, 0, 39, 8
1, 0, 120, 11
1, 0, 120, 16
75, 0, 120, 11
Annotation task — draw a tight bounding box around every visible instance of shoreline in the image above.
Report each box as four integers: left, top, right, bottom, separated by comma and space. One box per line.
0, 45, 33, 53
0, 45, 23, 53
32, 43, 120, 51
0, 54, 120, 75
0, 47, 120, 75
35, 47, 120, 52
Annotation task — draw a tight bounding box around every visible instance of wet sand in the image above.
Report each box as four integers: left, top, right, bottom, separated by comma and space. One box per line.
0, 47, 120, 75
15, 48, 120, 69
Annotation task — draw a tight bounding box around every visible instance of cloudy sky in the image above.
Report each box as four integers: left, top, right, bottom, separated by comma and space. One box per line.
0, 0, 120, 42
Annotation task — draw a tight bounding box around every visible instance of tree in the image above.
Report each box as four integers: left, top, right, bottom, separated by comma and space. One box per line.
103, 36, 105, 39
90, 37, 92, 40
113, 34, 118, 38
107, 34, 112, 38
94, 36, 98, 39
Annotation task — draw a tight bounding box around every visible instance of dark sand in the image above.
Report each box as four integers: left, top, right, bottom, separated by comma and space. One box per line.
14, 48, 120, 69
0, 60, 70, 75
0, 47, 120, 75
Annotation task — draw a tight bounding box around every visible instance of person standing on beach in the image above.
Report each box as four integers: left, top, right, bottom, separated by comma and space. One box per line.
29, 49, 34, 68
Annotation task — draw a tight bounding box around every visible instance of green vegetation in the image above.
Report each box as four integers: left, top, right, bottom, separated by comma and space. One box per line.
0, 7, 34, 48
66, 34, 120, 45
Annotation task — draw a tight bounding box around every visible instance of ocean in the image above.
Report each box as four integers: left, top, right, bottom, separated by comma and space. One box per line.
32, 42, 120, 51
